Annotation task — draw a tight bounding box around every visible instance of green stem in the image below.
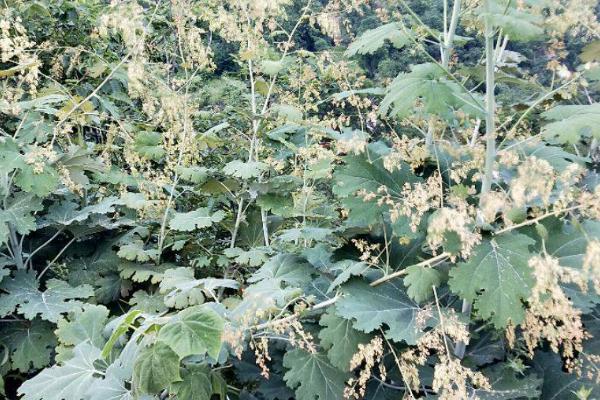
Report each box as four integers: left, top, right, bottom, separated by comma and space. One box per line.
480, 6, 496, 196
455, 0, 496, 360
425, 0, 462, 148
7, 224, 24, 270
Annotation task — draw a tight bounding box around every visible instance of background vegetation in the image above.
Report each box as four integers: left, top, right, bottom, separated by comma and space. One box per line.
1, 0, 600, 399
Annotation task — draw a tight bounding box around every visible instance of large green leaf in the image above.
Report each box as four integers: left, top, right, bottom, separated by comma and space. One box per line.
46, 197, 120, 226
57, 146, 105, 187
133, 341, 181, 394
403, 265, 443, 303
345, 23, 411, 56
333, 150, 421, 234
132, 132, 165, 161
0, 137, 25, 171
544, 220, 600, 312
89, 339, 140, 400
448, 233, 535, 328
18, 343, 103, 400
248, 254, 314, 287
283, 349, 349, 400
542, 104, 600, 144
535, 352, 600, 399
88, 366, 133, 400
479, 0, 543, 42
158, 306, 224, 359
0, 319, 57, 372
223, 160, 267, 179
169, 208, 225, 231
14, 164, 59, 196
0, 271, 94, 322
159, 267, 238, 309
380, 63, 482, 119
318, 311, 371, 371
171, 364, 212, 400
335, 279, 424, 344
0, 192, 43, 237
130, 290, 167, 313
510, 142, 587, 172
56, 304, 109, 349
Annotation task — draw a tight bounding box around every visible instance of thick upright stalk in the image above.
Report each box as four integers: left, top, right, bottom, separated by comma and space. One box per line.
425, 0, 461, 148
480, 10, 496, 195
441, 0, 461, 67
455, 1, 496, 359
8, 225, 24, 270
230, 198, 244, 249
247, 59, 271, 247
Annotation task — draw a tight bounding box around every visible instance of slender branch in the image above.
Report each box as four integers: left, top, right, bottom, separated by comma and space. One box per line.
38, 236, 76, 279
50, 54, 131, 146
493, 205, 582, 236
231, 1, 312, 249
370, 252, 450, 287
229, 198, 245, 249
24, 227, 65, 265
49, 0, 163, 146
499, 77, 578, 150
252, 294, 339, 331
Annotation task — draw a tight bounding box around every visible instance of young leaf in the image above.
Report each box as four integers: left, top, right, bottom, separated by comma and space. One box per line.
260, 59, 285, 76
224, 247, 270, 267
581, 40, 600, 62
117, 240, 158, 263
118, 261, 171, 284
101, 309, 143, 359
448, 233, 535, 328
283, 349, 349, 400
157, 306, 224, 359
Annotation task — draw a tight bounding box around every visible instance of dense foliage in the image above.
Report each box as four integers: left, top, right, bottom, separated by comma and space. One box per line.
1, 0, 600, 399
